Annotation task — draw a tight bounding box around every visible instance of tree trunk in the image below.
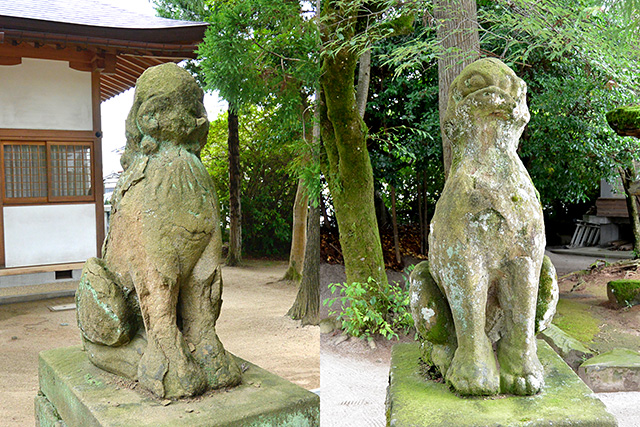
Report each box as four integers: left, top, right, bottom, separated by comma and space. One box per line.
390, 185, 401, 265
620, 167, 640, 258
319, 49, 387, 287
283, 179, 309, 281
288, 77, 322, 324
227, 107, 242, 265
422, 172, 429, 253
435, 0, 479, 178
417, 173, 425, 254
356, 48, 371, 119
287, 204, 321, 325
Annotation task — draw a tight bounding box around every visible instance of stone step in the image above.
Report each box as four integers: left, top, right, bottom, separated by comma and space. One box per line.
579, 347, 640, 392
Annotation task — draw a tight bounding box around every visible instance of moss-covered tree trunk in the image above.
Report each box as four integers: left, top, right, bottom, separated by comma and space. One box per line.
227, 107, 242, 265
287, 204, 320, 325
319, 2, 387, 286
620, 167, 640, 258
435, 0, 479, 177
283, 179, 308, 281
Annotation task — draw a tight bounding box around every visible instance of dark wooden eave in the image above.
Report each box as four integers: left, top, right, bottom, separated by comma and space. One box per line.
0, 1, 208, 101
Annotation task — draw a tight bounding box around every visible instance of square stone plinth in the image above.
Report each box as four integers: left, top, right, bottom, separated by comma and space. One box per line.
37, 345, 319, 427
386, 341, 617, 427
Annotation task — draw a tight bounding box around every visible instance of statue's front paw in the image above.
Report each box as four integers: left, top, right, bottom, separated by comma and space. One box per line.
499, 357, 544, 395
446, 350, 499, 395
498, 339, 544, 395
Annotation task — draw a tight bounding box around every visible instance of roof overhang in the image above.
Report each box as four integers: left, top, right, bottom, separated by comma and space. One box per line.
0, 4, 208, 102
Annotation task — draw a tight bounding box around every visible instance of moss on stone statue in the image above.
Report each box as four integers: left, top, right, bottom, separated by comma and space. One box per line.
535, 255, 559, 334
607, 279, 640, 308
606, 105, 640, 137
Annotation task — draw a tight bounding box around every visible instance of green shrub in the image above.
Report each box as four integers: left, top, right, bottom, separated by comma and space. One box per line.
324, 277, 413, 340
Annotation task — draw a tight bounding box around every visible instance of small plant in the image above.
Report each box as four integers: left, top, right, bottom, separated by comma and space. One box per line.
323, 276, 413, 340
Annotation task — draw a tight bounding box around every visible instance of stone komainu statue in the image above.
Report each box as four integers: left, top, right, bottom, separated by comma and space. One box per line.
410, 58, 558, 396
76, 63, 241, 398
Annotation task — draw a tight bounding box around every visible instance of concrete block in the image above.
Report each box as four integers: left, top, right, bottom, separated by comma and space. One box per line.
579, 348, 640, 392
37, 345, 319, 427
386, 341, 617, 427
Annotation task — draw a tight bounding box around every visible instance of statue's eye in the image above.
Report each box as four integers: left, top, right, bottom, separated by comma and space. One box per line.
462, 74, 486, 96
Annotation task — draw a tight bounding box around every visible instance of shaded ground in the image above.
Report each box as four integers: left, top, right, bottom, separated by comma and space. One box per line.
0, 260, 318, 426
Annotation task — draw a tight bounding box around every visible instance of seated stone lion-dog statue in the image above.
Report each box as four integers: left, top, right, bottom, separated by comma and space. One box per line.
76, 63, 241, 398
410, 58, 558, 396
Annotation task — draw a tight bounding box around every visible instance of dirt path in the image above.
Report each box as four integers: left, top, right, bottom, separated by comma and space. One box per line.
0, 260, 319, 426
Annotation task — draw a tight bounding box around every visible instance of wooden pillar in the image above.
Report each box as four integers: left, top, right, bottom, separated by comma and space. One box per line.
92, 70, 105, 256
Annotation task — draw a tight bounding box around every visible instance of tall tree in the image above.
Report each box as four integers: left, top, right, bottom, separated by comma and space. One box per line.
319, 1, 387, 286
434, 0, 479, 177
287, 203, 320, 325
226, 107, 242, 265
283, 179, 308, 281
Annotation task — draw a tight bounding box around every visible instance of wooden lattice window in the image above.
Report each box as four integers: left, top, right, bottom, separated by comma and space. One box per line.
1, 141, 93, 204
48, 143, 93, 201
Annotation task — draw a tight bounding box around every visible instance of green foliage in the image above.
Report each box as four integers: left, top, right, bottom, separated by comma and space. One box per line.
201, 108, 297, 257
197, 0, 319, 112
516, 52, 640, 206
324, 277, 413, 339
479, 0, 640, 91
366, 23, 445, 223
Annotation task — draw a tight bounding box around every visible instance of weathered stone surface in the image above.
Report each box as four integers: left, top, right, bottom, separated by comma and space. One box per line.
411, 58, 558, 396
76, 258, 138, 347
579, 348, 640, 392
536, 255, 559, 333
76, 63, 240, 399
539, 324, 594, 370
35, 392, 66, 427
386, 342, 618, 427
607, 279, 640, 308
37, 345, 319, 427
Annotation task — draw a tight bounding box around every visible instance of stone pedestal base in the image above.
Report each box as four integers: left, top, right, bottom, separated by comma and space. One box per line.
36, 345, 319, 427
386, 341, 617, 427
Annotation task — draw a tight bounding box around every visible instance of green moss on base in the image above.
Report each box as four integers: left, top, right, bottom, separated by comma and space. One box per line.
387, 342, 617, 426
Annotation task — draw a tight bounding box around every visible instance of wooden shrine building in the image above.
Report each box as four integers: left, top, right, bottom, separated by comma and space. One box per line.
0, 0, 207, 283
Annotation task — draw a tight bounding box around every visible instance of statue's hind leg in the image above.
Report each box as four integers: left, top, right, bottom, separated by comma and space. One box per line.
497, 256, 544, 395
179, 239, 241, 389
409, 261, 457, 375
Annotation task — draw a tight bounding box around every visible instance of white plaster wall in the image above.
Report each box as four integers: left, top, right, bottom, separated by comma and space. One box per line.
3, 204, 96, 267
0, 58, 92, 130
